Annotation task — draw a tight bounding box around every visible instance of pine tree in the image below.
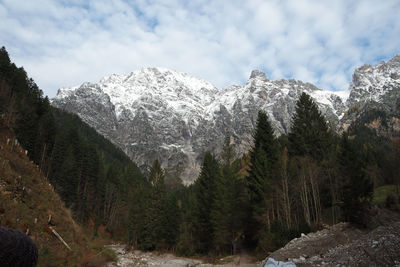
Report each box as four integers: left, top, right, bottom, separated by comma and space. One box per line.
128, 183, 148, 247
251, 111, 279, 169
159, 193, 181, 249
77, 145, 99, 222
176, 186, 197, 256
57, 147, 79, 207
194, 151, 220, 253
338, 134, 373, 226
246, 111, 278, 249
211, 137, 242, 254
289, 92, 332, 160
138, 160, 167, 250
247, 111, 278, 204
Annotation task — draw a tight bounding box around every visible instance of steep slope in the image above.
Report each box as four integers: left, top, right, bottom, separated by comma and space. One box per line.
347, 55, 400, 108
0, 118, 94, 266
52, 68, 344, 183
342, 55, 400, 134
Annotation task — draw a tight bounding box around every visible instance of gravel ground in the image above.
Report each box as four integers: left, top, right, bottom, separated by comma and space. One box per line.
106, 244, 262, 267
107, 208, 400, 267
267, 208, 400, 266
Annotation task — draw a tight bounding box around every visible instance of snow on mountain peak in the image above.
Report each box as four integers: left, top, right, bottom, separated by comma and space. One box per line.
52, 54, 400, 183
347, 54, 400, 107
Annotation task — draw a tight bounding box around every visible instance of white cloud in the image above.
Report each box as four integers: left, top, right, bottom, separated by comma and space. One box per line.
0, 0, 399, 97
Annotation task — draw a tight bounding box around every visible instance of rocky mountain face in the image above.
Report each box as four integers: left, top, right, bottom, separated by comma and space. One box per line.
341, 55, 400, 133
347, 55, 400, 108
52, 55, 399, 183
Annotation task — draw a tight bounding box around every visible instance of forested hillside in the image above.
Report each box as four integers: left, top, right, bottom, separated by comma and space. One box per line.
1, 46, 400, 265
0, 118, 118, 266
0, 46, 145, 240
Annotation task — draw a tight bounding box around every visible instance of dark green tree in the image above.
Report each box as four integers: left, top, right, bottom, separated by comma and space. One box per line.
251, 111, 279, 169
289, 92, 332, 160
247, 111, 278, 204
176, 186, 197, 256
159, 192, 181, 249
246, 111, 278, 248
135, 160, 168, 250
193, 151, 220, 253
128, 183, 149, 247
211, 137, 246, 254
338, 134, 373, 226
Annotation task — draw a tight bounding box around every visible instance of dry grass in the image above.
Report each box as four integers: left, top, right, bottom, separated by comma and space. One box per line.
0, 121, 112, 266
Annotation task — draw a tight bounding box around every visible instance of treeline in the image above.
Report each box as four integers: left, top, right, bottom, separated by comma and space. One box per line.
0, 47, 144, 237
127, 92, 400, 255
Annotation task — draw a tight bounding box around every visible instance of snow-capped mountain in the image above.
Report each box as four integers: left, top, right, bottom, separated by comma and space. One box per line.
52, 55, 399, 183
340, 55, 400, 132
347, 55, 400, 108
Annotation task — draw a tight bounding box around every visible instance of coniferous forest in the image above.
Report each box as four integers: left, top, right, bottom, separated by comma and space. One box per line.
1, 45, 400, 260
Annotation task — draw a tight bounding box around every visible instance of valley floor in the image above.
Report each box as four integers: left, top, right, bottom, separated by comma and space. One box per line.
106, 244, 262, 267
106, 208, 400, 267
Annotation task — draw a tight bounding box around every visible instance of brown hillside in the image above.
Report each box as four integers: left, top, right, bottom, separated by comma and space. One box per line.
0, 117, 113, 266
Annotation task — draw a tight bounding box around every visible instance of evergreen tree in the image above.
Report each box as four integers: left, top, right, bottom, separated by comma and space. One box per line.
77, 145, 99, 222
338, 134, 373, 226
136, 160, 168, 250
128, 183, 149, 247
211, 137, 246, 254
289, 92, 332, 160
159, 192, 181, 249
176, 186, 197, 256
194, 151, 220, 253
251, 111, 279, 169
57, 147, 79, 207
247, 111, 278, 204
246, 111, 278, 248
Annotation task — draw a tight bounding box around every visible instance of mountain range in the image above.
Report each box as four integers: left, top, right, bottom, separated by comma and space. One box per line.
51, 55, 400, 183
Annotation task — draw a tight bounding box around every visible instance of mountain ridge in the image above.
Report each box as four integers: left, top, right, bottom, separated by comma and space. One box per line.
52, 55, 400, 183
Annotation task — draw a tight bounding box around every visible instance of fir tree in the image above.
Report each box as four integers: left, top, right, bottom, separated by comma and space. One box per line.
176, 186, 197, 256
338, 134, 373, 226
194, 151, 220, 253
251, 110, 279, 169
138, 160, 167, 250
211, 137, 241, 254
246, 111, 278, 248
289, 92, 332, 160
247, 111, 278, 204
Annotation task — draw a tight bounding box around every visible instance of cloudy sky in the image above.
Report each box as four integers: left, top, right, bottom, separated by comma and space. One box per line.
1, 0, 399, 97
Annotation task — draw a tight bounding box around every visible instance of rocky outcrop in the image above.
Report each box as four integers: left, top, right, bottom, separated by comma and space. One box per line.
347, 55, 400, 108
341, 55, 400, 136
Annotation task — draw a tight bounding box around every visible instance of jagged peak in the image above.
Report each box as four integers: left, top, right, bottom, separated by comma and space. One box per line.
249, 70, 268, 80
389, 54, 400, 63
